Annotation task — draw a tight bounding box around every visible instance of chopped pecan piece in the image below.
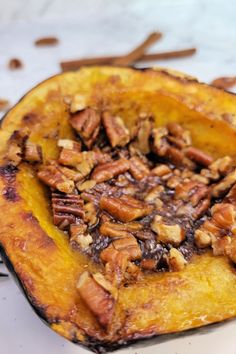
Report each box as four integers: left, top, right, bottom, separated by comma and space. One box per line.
212, 236, 231, 256
212, 169, 236, 197
112, 236, 142, 260
100, 195, 153, 222
92, 273, 118, 300
226, 237, 236, 263
166, 146, 185, 165
52, 193, 84, 229
145, 186, 164, 208
70, 224, 93, 248
152, 127, 169, 156
102, 112, 130, 147
70, 94, 87, 113
38, 165, 74, 193
100, 221, 143, 238
84, 202, 98, 226
151, 219, 185, 246
103, 247, 130, 286
77, 179, 96, 192
194, 229, 212, 248
24, 141, 42, 163
91, 158, 129, 183
77, 271, 115, 328
70, 108, 101, 148
58, 139, 81, 151
59, 149, 96, 177
167, 248, 187, 271
184, 147, 213, 166
57, 164, 83, 182
152, 164, 172, 177
211, 203, 235, 228
166, 175, 181, 189
129, 156, 150, 180
210, 156, 233, 175
140, 258, 158, 271
133, 117, 153, 154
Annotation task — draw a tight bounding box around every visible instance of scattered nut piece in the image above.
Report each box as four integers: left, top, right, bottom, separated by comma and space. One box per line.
194, 229, 212, 248
8, 58, 23, 70
34, 36, 59, 46
168, 248, 187, 271
152, 219, 185, 246
24, 141, 42, 162
212, 169, 236, 197
0, 98, 10, 111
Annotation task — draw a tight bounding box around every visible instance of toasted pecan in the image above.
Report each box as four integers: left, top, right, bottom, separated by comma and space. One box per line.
100, 195, 153, 222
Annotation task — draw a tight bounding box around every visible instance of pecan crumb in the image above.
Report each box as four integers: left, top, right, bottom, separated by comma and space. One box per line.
8, 58, 23, 70
0, 98, 10, 111
167, 248, 187, 271
34, 36, 59, 46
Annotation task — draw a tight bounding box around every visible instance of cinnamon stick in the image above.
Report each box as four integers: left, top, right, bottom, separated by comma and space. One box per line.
113, 31, 162, 66
60, 47, 196, 72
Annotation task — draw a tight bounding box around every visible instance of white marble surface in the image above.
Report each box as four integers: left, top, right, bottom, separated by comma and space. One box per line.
1, 0, 236, 353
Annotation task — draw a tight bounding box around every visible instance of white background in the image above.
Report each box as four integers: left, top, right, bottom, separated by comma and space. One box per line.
1, 0, 236, 353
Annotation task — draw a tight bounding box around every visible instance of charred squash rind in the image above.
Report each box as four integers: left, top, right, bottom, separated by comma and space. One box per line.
1, 67, 236, 353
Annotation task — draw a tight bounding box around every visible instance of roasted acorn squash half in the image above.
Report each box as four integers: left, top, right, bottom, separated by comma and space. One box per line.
1, 66, 236, 353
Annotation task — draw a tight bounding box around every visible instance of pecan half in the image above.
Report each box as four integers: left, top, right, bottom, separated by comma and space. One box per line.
152, 127, 169, 156
212, 169, 236, 197
184, 147, 213, 166
70, 108, 101, 148
133, 116, 153, 154
100, 195, 153, 222
52, 193, 84, 229
38, 164, 74, 193
102, 112, 130, 147
77, 271, 115, 328
129, 156, 150, 180
91, 158, 129, 183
